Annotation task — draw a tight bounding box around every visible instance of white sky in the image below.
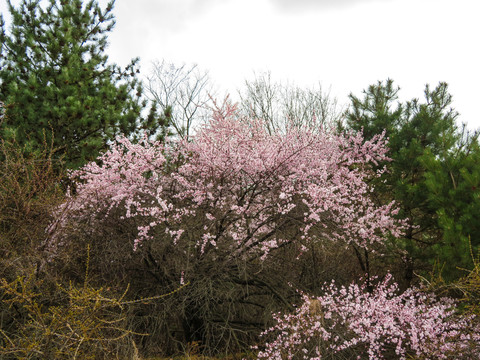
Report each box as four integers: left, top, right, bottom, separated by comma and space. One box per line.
2, 0, 479, 130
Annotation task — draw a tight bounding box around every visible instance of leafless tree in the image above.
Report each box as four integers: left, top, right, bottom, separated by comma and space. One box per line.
145, 60, 214, 140
238, 72, 342, 134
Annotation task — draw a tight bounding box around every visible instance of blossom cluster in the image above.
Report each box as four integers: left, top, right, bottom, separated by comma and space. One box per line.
49, 100, 404, 259
256, 274, 480, 359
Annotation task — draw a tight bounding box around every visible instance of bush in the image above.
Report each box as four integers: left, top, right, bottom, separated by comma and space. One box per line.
0, 132, 65, 279
256, 274, 480, 359
0, 268, 137, 359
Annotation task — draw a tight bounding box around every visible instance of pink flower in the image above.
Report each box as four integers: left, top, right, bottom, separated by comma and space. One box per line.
256, 275, 480, 359
49, 99, 405, 259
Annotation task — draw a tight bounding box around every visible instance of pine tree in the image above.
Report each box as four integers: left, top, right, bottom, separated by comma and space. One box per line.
422, 130, 480, 280
0, 0, 169, 169
345, 80, 464, 283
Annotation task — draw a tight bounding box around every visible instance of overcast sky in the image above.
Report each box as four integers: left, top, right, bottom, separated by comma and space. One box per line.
2, 0, 479, 129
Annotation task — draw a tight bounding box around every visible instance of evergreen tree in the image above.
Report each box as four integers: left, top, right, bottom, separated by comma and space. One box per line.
422, 131, 480, 280
0, 0, 169, 169
345, 80, 466, 283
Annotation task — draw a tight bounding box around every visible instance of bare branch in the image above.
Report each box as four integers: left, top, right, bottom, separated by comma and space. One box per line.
145, 60, 215, 140
238, 71, 342, 133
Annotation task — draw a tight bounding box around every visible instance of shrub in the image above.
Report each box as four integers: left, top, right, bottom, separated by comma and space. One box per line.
0, 132, 65, 279
256, 274, 480, 359
0, 268, 135, 359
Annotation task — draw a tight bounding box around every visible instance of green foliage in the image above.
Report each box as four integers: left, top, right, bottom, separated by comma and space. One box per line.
344, 78, 404, 141
344, 79, 474, 282
0, 0, 169, 169
422, 135, 480, 279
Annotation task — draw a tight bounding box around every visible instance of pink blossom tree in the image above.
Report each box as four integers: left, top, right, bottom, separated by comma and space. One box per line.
51, 99, 402, 258
256, 274, 480, 360
48, 99, 406, 352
